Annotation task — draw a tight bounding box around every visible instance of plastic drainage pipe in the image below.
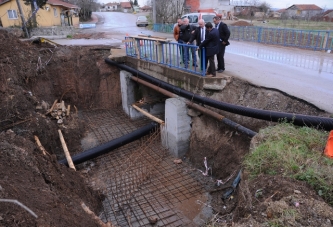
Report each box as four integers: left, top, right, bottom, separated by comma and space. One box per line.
105, 59, 333, 131
58, 122, 158, 166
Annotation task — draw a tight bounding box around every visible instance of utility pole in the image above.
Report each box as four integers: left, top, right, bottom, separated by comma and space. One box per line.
15, 0, 29, 38
152, 0, 156, 24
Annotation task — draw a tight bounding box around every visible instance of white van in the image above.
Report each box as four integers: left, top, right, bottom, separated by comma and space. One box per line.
181, 13, 216, 26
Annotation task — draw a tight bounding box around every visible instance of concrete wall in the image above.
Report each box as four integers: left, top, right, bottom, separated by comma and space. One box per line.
120, 70, 165, 119
30, 26, 77, 36
125, 57, 229, 92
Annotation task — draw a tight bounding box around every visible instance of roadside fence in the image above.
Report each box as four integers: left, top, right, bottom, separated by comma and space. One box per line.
125, 37, 206, 76
153, 23, 333, 51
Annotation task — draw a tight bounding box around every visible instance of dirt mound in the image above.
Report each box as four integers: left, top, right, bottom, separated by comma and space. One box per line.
234, 175, 333, 226
0, 29, 118, 226
0, 130, 103, 226
231, 21, 253, 26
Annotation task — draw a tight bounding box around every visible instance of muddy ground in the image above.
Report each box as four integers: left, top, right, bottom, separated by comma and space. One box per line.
1, 28, 333, 227
0, 28, 119, 226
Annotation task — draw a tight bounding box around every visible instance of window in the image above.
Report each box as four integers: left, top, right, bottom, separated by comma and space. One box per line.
191, 15, 198, 23
7, 10, 18, 19
53, 8, 57, 17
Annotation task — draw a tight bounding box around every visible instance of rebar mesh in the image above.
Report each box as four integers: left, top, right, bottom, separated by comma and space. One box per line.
82, 108, 205, 227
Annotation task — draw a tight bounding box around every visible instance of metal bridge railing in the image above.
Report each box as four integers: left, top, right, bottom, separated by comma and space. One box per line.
153, 23, 333, 51
125, 37, 206, 76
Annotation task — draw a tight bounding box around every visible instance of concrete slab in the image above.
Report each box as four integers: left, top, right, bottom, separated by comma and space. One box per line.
50, 38, 122, 46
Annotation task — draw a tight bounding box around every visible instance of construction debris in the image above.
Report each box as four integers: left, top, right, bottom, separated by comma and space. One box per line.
46, 100, 70, 124
173, 159, 183, 164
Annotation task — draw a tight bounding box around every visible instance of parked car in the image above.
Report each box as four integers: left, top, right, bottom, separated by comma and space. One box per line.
181, 13, 216, 27
136, 15, 148, 27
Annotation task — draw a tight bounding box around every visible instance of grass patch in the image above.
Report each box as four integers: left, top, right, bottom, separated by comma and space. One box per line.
250, 19, 333, 30
243, 123, 333, 205
66, 34, 73, 39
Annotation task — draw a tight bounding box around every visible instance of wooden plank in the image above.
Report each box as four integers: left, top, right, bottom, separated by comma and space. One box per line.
58, 129, 76, 171
34, 135, 50, 156
132, 104, 164, 125
138, 34, 167, 40
128, 36, 171, 42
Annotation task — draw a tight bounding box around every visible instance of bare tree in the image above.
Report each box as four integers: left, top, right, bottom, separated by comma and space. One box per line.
155, 0, 185, 23
68, 0, 99, 21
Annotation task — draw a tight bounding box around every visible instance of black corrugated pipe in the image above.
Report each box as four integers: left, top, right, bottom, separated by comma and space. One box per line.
222, 118, 256, 137
105, 59, 333, 131
59, 122, 158, 166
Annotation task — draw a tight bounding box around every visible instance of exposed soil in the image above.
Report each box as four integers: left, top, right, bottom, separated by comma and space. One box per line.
231, 21, 253, 26
0, 28, 120, 226
1, 27, 333, 227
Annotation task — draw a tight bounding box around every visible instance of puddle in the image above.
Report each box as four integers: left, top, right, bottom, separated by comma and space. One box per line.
175, 192, 213, 226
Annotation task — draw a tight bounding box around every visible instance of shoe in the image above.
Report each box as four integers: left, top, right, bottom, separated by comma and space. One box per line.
217, 69, 224, 73
192, 64, 198, 67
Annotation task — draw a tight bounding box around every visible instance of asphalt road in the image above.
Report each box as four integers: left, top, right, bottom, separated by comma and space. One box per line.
83, 12, 174, 41
53, 12, 333, 114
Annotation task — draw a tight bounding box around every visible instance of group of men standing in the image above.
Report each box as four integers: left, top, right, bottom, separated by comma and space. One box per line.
173, 16, 230, 77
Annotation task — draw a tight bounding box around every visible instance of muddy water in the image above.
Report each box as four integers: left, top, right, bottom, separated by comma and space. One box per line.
175, 192, 213, 226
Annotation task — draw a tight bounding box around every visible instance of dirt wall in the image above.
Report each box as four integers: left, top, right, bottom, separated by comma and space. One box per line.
188, 76, 330, 179
0, 29, 121, 226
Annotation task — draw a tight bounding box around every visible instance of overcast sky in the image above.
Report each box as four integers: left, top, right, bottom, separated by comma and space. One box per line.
100, 0, 333, 10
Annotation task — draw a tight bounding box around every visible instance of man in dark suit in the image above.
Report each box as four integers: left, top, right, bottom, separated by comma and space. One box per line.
198, 22, 220, 77
188, 19, 206, 71
213, 16, 230, 73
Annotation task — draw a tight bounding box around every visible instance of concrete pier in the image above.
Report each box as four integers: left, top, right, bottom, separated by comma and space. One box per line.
120, 70, 164, 119
162, 98, 191, 158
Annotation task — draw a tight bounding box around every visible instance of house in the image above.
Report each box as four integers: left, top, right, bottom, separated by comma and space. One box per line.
323, 10, 333, 22
133, 6, 140, 13
285, 4, 322, 19
234, 6, 260, 17
140, 5, 152, 12
270, 11, 281, 18
105, 2, 119, 11
119, 1, 132, 13
0, 0, 79, 28
185, 0, 234, 18
311, 9, 333, 22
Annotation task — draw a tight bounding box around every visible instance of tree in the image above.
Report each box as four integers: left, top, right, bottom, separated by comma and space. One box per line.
68, 0, 99, 21
23, 0, 47, 27
258, 1, 271, 14
134, 0, 138, 6
155, 0, 185, 23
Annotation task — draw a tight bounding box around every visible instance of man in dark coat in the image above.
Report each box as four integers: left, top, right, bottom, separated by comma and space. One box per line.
198, 22, 220, 77
179, 18, 197, 69
188, 19, 206, 71
213, 16, 230, 73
